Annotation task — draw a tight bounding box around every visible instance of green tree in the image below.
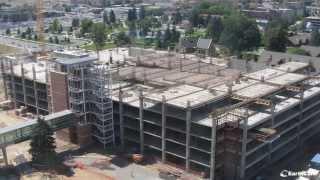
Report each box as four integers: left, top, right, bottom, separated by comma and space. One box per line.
51, 19, 60, 33
220, 13, 261, 53
21, 32, 26, 39
68, 26, 73, 33
164, 26, 171, 43
206, 16, 223, 43
5, 28, 10, 35
264, 21, 288, 52
58, 24, 63, 34
103, 11, 109, 24
80, 18, 93, 36
115, 31, 131, 46
128, 21, 137, 37
171, 26, 180, 43
109, 10, 116, 24
29, 118, 57, 165
139, 6, 146, 20
26, 27, 32, 35
190, 10, 202, 27
91, 23, 107, 57
27, 33, 32, 40
310, 30, 320, 46
72, 18, 80, 27
172, 11, 182, 25
54, 36, 59, 44
139, 18, 151, 36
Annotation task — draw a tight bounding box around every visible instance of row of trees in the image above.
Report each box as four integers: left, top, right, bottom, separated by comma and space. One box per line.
49, 19, 63, 34
205, 13, 261, 53
155, 26, 181, 49
205, 12, 291, 54
103, 10, 116, 25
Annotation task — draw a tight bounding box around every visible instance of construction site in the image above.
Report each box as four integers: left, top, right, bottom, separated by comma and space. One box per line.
0, 46, 320, 179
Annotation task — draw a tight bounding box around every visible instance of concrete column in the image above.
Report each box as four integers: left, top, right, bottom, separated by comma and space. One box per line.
21, 64, 27, 104
81, 68, 86, 124
270, 102, 275, 127
240, 109, 249, 179
210, 115, 217, 180
179, 57, 183, 72
1, 147, 8, 166
32, 65, 39, 116
186, 101, 191, 171
298, 88, 304, 147
9, 61, 16, 108
0, 60, 8, 99
139, 90, 144, 155
161, 96, 167, 162
119, 88, 124, 149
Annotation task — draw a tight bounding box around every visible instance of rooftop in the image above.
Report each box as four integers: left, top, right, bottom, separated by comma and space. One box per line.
12, 61, 48, 83
54, 55, 97, 65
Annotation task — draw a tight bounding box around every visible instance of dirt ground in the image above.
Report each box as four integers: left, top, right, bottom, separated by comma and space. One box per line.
21, 168, 115, 180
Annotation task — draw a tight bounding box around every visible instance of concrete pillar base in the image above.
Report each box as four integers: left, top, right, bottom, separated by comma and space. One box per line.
69, 124, 93, 147
1, 147, 8, 166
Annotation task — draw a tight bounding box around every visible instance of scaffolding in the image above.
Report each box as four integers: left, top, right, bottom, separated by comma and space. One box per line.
68, 63, 114, 148
89, 65, 114, 147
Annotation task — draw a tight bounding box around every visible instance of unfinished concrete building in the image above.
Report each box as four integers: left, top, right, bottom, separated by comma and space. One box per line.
0, 51, 114, 147
2, 48, 320, 179
111, 51, 320, 179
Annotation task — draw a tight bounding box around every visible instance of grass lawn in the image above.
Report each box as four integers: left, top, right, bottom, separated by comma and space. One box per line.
287, 47, 311, 56
81, 42, 116, 51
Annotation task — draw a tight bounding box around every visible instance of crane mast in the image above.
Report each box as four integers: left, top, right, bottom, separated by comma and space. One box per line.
36, 0, 45, 56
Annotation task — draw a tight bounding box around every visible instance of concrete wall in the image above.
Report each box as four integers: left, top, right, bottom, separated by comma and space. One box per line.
50, 71, 69, 113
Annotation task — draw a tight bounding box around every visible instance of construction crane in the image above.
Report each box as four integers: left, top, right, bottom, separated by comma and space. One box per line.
36, 0, 46, 57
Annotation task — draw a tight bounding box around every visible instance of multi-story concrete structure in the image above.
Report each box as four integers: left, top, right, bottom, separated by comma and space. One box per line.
0, 50, 114, 147
110, 51, 320, 179
2, 49, 320, 179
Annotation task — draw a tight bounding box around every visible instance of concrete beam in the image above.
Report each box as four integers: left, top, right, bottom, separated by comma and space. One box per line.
161, 95, 167, 162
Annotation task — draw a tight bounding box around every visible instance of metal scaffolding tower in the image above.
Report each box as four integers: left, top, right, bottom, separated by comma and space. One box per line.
68, 63, 114, 148
89, 65, 114, 147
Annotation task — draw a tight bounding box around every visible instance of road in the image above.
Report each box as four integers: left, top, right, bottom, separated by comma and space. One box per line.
0, 35, 64, 52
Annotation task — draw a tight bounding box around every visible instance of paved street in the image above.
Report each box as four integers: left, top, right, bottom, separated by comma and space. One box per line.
0, 35, 63, 52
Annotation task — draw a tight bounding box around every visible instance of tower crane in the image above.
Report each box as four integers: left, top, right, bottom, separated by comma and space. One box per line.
36, 0, 46, 57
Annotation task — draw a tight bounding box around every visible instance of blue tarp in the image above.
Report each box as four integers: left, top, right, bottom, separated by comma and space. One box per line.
311, 154, 320, 170
311, 154, 320, 164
